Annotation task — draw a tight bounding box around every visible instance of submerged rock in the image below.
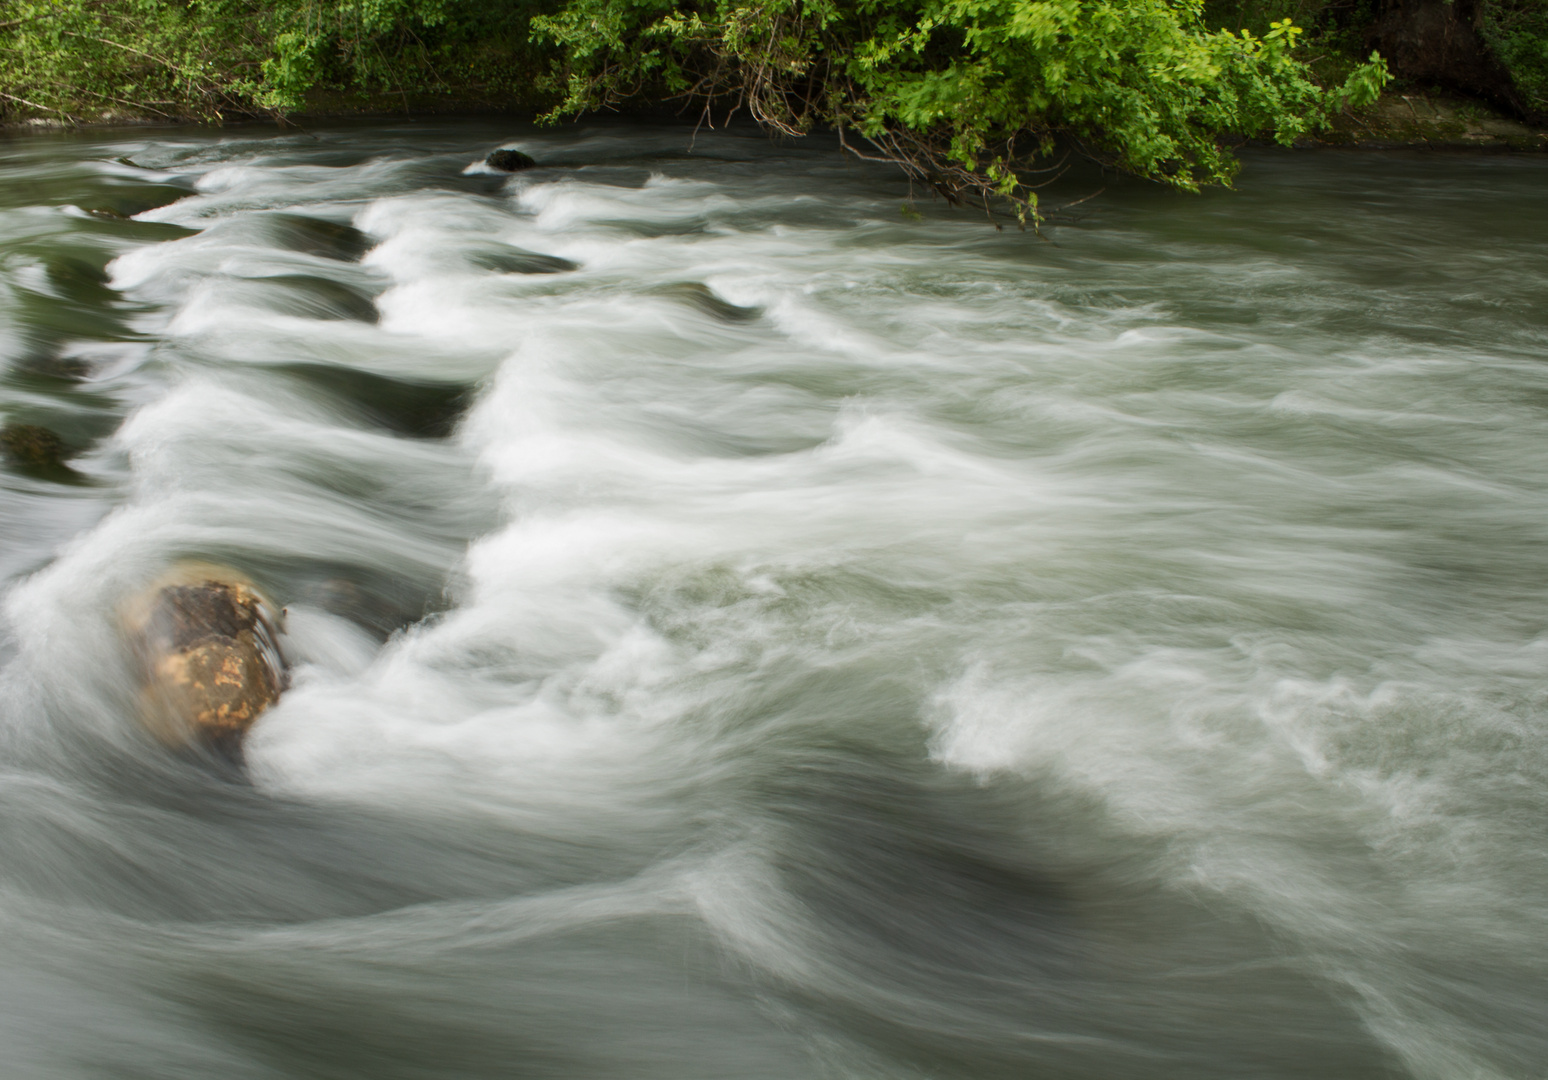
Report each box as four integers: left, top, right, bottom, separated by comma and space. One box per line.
125, 566, 287, 759
0, 423, 68, 470
485, 148, 537, 172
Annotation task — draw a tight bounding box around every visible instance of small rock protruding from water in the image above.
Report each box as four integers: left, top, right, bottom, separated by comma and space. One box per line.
485, 148, 537, 172
1, 423, 69, 471
126, 566, 288, 761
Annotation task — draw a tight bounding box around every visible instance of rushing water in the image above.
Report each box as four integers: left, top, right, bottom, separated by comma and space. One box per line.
1, 120, 1545, 1080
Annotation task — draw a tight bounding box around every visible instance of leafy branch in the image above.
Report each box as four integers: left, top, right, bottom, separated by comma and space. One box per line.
533, 0, 1391, 225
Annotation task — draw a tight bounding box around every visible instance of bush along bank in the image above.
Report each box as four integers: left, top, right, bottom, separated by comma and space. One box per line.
0, 0, 552, 122
8, 1, 1544, 221
0, 0, 1398, 224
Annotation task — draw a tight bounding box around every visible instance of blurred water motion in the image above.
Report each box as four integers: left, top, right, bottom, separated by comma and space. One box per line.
1, 122, 1546, 1079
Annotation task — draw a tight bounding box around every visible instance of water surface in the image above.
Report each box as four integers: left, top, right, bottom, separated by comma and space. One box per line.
2, 121, 1546, 1080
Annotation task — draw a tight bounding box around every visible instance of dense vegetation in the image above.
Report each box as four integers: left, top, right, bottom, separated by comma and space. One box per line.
1480, 0, 1548, 113
0, 1, 542, 119
3, 0, 1539, 220
532, 0, 1387, 218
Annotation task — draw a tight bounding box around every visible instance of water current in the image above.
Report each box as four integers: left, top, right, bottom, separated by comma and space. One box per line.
1, 121, 1546, 1080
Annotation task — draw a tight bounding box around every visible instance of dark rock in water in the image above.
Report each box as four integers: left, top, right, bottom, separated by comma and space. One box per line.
485, 148, 537, 172
127, 567, 288, 760
1, 423, 68, 470
1, 421, 99, 485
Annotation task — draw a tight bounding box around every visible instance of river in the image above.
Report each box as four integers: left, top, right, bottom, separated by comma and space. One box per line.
1, 121, 1545, 1079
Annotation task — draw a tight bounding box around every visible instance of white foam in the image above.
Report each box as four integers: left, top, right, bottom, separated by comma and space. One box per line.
5, 126, 1547, 1076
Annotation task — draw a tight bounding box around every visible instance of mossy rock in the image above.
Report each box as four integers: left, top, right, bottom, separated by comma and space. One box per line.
126, 565, 288, 761
485, 148, 537, 172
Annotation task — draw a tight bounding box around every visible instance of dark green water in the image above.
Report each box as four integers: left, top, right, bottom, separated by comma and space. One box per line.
1, 121, 1546, 1079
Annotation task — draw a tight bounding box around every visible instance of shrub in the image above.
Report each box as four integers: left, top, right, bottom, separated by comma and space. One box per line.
534, 0, 1390, 223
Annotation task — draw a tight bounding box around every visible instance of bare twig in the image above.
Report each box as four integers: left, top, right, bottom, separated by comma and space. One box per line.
0, 89, 75, 120
1048, 186, 1105, 214
93, 91, 177, 119
62, 31, 183, 72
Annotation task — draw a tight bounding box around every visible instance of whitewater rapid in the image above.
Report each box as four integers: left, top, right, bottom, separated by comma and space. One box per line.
1, 122, 1545, 1079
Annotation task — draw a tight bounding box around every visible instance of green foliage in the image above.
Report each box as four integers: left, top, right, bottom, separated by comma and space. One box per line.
0, 0, 1391, 224
0, 0, 282, 119
1201, 0, 1378, 87
1479, 0, 1548, 116
533, 0, 1389, 222
0, 0, 545, 121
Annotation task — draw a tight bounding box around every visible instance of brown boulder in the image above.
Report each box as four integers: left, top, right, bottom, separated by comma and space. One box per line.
125, 565, 287, 757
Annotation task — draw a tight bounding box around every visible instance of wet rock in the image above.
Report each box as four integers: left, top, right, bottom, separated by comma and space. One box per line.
485, 148, 537, 172
126, 566, 288, 759
0, 423, 68, 470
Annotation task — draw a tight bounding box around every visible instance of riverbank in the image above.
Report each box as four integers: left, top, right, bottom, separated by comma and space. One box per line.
4, 91, 1543, 158
1316, 88, 1548, 150
7, 89, 1544, 155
